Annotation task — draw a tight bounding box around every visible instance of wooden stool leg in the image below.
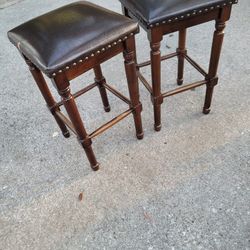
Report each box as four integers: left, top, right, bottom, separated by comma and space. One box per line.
93, 65, 111, 112
24, 58, 70, 138
150, 41, 163, 131
123, 36, 144, 139
177, 29, 187, 86
203, 18, 227, 114
53, 73, 99, 171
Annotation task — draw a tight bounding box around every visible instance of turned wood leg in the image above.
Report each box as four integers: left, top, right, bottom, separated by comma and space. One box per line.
150, 41, 163, 131
24, 57, 70, 138
93, 65, 110, 112
52, 73, 99, 171
177, 29, 187, 86
123, 36, 143, 139
203, 20, 226, 114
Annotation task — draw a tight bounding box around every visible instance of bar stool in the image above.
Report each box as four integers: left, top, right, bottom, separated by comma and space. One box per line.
8, 2, 143, 171
120, 0, 238, 131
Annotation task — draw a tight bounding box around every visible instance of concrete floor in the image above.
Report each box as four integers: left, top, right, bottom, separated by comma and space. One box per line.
0, 0, 249, 249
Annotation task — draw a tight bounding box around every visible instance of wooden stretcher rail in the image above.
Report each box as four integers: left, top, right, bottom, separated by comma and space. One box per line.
162, 80, 207, 98
103, 82, 131, 105
137, 71, 153, 94
56, 82, 97, 107
184, 54, 208, 77
55, 110, 77, 135
89, 108, 133, 139
137, 52, 178, 68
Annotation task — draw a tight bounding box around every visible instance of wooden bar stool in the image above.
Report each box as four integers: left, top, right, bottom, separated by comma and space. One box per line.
8, 2, 143, 171
120, 0, 238, 131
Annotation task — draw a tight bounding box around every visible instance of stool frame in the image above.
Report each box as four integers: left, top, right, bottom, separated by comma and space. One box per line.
23, 35, 143, 171
122, 3, 234, 131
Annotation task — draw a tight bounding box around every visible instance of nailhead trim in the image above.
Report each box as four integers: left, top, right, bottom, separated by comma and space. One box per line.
50, 33, 135, 76
146, 0, 238, 28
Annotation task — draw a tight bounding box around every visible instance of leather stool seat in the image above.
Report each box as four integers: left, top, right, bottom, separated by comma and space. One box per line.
8, 1, 138, 76
119, 0, 238, 27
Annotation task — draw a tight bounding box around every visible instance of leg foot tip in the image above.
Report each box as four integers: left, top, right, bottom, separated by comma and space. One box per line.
203, 108, 211, 115
104, 105, 111, 112
63, 131, 70, 138
91, 163, 100, 171
136, 132, 144, 140
154, 124, 162, 132
177, 79, 183, 86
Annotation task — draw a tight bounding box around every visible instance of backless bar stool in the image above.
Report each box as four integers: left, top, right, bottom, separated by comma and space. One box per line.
8, 2, 143, 171
120, 0, 238, 131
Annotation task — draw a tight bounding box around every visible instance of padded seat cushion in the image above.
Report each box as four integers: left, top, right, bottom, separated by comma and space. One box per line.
119, 0, 238, 27
8, 1, 139, 76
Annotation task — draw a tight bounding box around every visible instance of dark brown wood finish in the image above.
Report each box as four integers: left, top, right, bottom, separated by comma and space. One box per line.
123, 5, 233, 130
123, 36, 144, 139
177, 29, 187, 86
93, 65, 111, 112
23, 35, 143, 170
203, 6, 231, 114
52, 73, 100, 171
24, 57, 70, 138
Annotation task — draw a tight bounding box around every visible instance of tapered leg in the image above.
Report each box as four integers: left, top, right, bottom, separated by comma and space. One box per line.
93, 65, 110, 112
53, 73, 99, 171
150, 41, 163, 131
203, 20, 226, 114
24, 58, 70, 138
123, 36, 143, 139
177, 29, 187, 86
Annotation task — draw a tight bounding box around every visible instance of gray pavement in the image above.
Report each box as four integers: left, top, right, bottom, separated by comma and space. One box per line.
0, 0, 249, 249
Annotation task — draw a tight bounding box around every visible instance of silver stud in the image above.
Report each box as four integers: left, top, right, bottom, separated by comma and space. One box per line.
79, 59, 83, 63
210, 6, 214, 10
118, 39, 122, 42
162, 20, 166, 24
124, 36, 128, 39
217, 5, 220, 8
91, 53, 94, 57
156, 23, 159, 26
97, 50, 100, 54
150, 24, 153, 28
73, 62, 76, 66
52, 73, 56, 76
205, 8, 208, 11
168, 19, 172, 23
113, 42, 117, 45
85, 57, 89, 60
130, 33, 133, 36
175, 17, 178, 20
199, 10, 202, 13
187, 13, 191, 17
181, 16, 184, 19
102, 48, 105, 51
223, 3, 226, 6
58, 70, 62, 73
66, 66, 69, 70
108, 45, 111, 48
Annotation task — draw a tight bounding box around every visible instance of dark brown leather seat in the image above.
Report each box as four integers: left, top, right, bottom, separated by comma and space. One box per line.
119, 0, 238, 27
8, 1, 139, 76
